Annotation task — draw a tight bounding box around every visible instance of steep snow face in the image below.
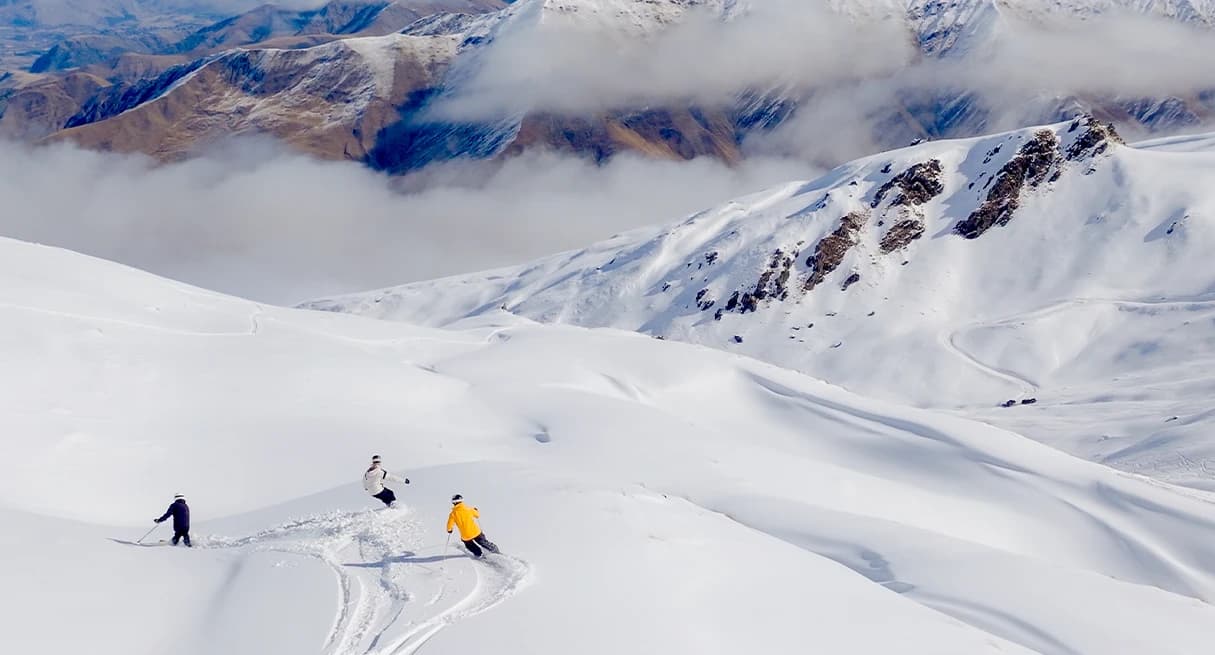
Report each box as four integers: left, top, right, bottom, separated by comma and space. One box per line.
310, 119, 1215, 489
4, 236, 1215, 654
907, 0, 1004, 55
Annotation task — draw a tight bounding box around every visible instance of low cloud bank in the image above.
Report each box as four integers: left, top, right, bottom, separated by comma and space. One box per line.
0, 139, 817, 304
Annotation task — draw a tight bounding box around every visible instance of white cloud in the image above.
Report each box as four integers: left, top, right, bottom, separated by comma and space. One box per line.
432, 0, 914, 119
432, 1, 1215, 160
0, 139, 817, 305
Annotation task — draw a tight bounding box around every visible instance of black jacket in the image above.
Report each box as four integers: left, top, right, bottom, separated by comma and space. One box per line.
156, 499, 190, 532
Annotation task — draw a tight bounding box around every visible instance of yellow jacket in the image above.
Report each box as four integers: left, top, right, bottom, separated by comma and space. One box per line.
447, 502, 482, 540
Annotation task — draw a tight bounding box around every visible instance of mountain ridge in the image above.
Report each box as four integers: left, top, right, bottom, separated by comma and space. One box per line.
306, 117, 1215, 490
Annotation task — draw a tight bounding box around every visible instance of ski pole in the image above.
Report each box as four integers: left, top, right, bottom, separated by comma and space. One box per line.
441, 531, 455, 574
137, 523, 159, 544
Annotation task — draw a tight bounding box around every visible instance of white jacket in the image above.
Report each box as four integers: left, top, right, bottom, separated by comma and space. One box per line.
363, 466, 404, 494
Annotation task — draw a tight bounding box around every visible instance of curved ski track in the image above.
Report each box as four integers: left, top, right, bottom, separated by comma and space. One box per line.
942, 296, 1215, 398
205, 507, 530, 655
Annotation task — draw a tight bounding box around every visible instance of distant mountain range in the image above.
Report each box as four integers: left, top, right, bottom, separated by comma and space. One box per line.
4, 0, 1215, 170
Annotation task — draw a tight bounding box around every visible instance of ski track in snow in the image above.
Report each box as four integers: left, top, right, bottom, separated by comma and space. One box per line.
202, 507, 529, 655
943, 295, 1215, 399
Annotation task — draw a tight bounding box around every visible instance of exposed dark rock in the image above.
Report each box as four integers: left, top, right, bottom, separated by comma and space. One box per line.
982, 143, 1002, 164
955, 130, 1061, 239
724, 291, 740, 312
752, 249, 795, 303
1021, 397, 1038, 405
841, 272, 861, 290
1065, 117, 1124, 161
871, 159, 944, 209
804, 212, 866, 291
880, 219, 926, 253
733, 335, 744, 344
1001, 400, 1017, 408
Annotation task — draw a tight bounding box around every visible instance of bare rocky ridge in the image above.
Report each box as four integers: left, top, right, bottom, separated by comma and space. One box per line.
955, 129, 1062, 239
48, 34, 460, 161
0, 70, 109, 139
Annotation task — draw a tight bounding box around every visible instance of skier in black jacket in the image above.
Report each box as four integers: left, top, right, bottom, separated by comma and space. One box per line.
154, 495, 191, 547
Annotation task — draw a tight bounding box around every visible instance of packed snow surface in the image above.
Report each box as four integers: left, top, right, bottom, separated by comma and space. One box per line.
3, 236, 1215, 654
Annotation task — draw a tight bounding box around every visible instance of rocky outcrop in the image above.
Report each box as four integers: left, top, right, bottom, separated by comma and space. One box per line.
880, 219, 926, 253
805, 212, 867, 291
954, 129, 1062, 239
871, 159, 944, 208
870, 159, 943, 253
1065, 116, 1124, 161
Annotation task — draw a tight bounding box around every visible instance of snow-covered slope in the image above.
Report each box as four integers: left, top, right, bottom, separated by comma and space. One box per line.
310, 118, 1215, 489
907, 0, 1215, 55
4, 235, 1215, 653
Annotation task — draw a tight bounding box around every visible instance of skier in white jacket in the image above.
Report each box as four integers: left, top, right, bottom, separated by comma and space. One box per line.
364, 454, 410, 507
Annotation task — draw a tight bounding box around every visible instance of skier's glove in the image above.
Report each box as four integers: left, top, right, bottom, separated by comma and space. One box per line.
153, 518, 161, 523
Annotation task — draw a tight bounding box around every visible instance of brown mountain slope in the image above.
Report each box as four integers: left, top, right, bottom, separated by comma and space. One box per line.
47, 34, 460, 161
0, 70, 111, 139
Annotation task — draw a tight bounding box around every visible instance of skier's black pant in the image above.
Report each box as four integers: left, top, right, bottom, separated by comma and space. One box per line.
463, 534, 498, 558
373, 488, 397, 506
171, 530, 192, 547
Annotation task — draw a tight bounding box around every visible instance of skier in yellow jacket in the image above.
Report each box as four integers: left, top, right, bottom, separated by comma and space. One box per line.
447, 494, 499, 558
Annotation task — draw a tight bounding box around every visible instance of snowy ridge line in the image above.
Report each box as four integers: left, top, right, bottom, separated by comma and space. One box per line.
0, 300, 262, 337
200, 507, 529, 655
